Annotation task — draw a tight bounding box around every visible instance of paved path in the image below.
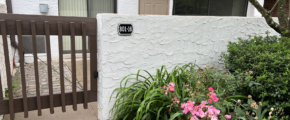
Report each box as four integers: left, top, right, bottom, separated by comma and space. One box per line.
24, 61, 82, 96
3, 60, 98, 120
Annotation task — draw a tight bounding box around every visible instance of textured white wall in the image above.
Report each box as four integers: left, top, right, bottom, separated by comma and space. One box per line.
0, 4, 12, 120
12, 0, 58, 16
11, 0, 59, 61
169, 0, 173, 15
247, 0, 264, 17
97, 14, 279, 120
117, 0, 138, 14
0, 3, 8, 100
0, 0, 5, 4
118, 0, 174, 15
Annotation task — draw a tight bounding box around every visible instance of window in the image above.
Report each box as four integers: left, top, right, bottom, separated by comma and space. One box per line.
173, 0, 248, 16
59, 0, 116, 53
59, 0, 116, 18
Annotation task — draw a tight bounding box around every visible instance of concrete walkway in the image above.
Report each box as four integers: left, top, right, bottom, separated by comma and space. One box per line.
3, 58, 97, 120
3, 103, 98, 120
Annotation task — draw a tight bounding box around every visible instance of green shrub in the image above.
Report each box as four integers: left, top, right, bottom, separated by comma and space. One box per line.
110, 63, 256, 119
221, 34, 290, 114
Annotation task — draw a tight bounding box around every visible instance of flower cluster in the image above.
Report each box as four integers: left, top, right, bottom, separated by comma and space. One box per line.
163, 82, 232, 120
172, 96, 180, 104
250, 101, 259, 110
168, 82, 175, 91
207, 87, 219, 103
160, 82, 175, 94
181, 100, 221, 120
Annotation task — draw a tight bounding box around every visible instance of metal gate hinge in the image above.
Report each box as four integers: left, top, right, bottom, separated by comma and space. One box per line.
94, 71, 98, 78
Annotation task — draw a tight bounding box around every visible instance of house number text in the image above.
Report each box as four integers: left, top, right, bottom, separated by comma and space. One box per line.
118, 24, 133, 35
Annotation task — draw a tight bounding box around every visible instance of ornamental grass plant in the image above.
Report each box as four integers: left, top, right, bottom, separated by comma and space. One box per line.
110, 63, 263, 120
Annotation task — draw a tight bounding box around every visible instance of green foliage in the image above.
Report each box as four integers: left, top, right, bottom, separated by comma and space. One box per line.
221, 34, 290, 113
268, 107, 288, 120
109, 65, 183, 120
4, 79, 21, 98
110, 63, 250, 119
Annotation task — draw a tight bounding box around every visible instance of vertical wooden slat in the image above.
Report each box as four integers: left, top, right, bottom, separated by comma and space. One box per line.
82, 22, 88, 109
6, 0, 13, 13
44, 21, 54, 114
70, 22, 77, 111
31, 21, 42, 116
58, 22, 66, 112
0, 73, 3, 100
16, 20, 29, 118
90, 35, 97, 92
0, 20, 15, 120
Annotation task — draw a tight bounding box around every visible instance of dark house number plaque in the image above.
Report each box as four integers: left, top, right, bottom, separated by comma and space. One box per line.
118, 24, 133, 35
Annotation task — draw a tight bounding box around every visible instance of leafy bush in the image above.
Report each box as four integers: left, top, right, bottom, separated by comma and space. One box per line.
110, 63, 258, 120
221, 34, 290, 114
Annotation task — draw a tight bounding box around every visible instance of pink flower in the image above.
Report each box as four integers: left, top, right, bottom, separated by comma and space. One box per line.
200, 101, 208, 108
181, 103, 186, 108
201, 101, 208, 104
168, 86, 175, 91
172, 96, 180, 104
187, 101, 195, 106
187, 105, 193, 111
208, 92, 219, 102
163, 85, 167, 89
204, 65, 207, 68
207, 108, 214, 114
198, 110, 205, 118
169, 82, 175, 87
211, 116, 218, 120
208, 87, 214, 92
213, 97, 219, 102
183, 109, 189, 114
159, 86, 162, 89
181, 101, 195, 114
185, 84, 190, 87
214, 109, 220, 114
208, 99, 212, 103
172, 96, 176, 101
190, 116, 199, 120
197, 81, 201, 84
225, 115, 231, 119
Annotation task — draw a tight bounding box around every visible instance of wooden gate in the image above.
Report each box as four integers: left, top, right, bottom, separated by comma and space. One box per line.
0, 13, 98, 120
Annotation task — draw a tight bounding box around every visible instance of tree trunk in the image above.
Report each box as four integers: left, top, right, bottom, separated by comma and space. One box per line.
248, 0, 290, 37
277, 0, 290, 37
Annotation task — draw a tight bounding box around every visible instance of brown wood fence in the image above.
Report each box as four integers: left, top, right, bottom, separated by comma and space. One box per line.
0, 13, 98, 120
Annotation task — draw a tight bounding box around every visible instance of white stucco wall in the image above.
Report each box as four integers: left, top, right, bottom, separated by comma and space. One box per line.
169, 0, 173, 15
0, 0, 5, 4
97, 14, 279, 120
0, 3, 12, 120
0, 2, 8, 100
247, 0, 264, 17
8, 0, 261, 64
11, 0, 59, 62
12, 0, 58, 16
117, 0, 174, 15
117, 0, 138, 14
